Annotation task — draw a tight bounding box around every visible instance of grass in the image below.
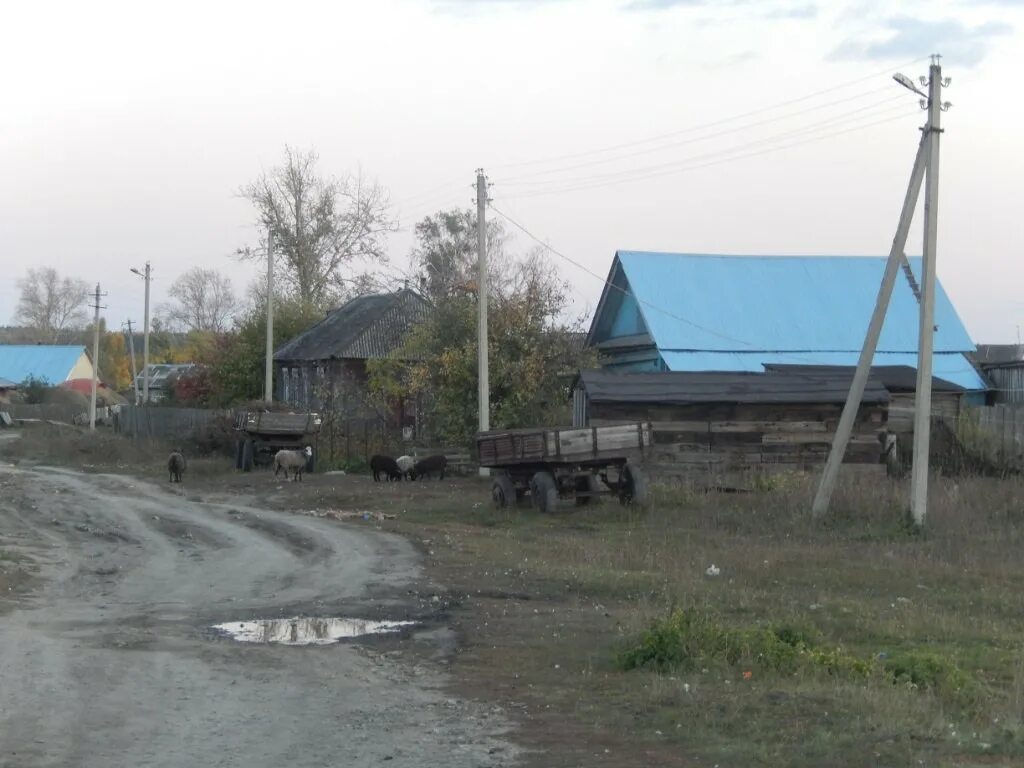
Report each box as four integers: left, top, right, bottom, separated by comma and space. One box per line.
375, 470, 1024, 767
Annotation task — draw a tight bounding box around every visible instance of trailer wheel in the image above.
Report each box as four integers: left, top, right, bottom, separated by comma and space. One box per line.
574, 473, 603, 506
619, 463, 648, 506
241, 439, 255, 473
530, 471, 559, 514
492, 474, 516, 508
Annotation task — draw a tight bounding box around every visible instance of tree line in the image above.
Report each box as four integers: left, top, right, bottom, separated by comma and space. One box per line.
6, 147, 590, 444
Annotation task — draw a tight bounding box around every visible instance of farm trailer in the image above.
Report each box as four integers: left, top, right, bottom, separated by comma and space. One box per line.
476, 422, 652, 512
234, 411, 322, 472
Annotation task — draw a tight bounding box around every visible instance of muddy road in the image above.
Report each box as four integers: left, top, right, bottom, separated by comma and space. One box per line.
0, 463, 516, 767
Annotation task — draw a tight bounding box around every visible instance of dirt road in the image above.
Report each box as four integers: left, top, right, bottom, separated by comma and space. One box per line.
0, 462, 516, 767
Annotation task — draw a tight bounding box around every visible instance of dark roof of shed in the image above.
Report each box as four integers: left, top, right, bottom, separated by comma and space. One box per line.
971, 344, 1024, 367
274, 289, 430, 362
575, 368, 890, 406
761, 364, 966, 393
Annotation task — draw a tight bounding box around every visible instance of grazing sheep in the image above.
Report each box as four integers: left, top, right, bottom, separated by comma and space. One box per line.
168, 450, 186, 483
395, 454, 416, 480
409, 454, 447, 481
274, 446, 312, 482
370, 454, 402, 482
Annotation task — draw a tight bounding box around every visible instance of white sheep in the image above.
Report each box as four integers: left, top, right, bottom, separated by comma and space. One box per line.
273, 446, 312, 482
396, 454, 416, 480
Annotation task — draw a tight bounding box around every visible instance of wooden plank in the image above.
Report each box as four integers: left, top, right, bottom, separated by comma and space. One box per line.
710, 420, 828, 433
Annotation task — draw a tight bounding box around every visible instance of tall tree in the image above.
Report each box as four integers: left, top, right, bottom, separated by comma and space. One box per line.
239, 146, 396, 308
15, 267, 89, 343
161, 267, 238, 333
411, 209, 506, 301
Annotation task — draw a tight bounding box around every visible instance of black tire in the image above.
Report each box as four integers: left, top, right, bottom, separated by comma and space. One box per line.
492, 474, 516, 508
530, 471, 559, 514
619, 462, 649, 506
235, 439, 244, 470
575, 473, 603, 506
241, 439, 255, 473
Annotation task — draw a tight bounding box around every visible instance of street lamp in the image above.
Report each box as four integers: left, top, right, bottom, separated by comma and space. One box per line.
130, 262, 152, 404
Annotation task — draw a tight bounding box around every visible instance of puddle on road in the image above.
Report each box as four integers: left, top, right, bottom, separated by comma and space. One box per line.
212, 617, 415, 645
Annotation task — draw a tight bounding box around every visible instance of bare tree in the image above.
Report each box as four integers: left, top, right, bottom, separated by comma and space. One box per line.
239, 146, 397, 308
161, 268, 238, 333
15, 267, 89, 342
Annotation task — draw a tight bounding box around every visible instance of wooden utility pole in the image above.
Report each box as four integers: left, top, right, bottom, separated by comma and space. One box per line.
813, 57, 947, 519
910, 56, 946, 525
265, 225, 275, 403
476, 169, 490, 477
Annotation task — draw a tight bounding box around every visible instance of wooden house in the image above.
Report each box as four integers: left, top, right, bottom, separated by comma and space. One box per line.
572, 368, 891, 477
273, 289, 430, 419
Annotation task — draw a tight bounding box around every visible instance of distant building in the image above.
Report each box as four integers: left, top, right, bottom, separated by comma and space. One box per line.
585, 252, 987, 399
274, 289, 431, 420
970, 344, 1024, 405
0, 345, 95, 386
132, 363, 196, 403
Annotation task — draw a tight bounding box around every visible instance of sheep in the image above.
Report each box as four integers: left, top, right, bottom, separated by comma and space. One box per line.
168, 450, 186, 483
370, 454, 402, 482
274, 446, 312, 482
409, 454, 447, 481
396, 454, 416, 480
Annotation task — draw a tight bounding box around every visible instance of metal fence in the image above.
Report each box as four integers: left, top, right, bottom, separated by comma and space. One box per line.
953, 404, 1024, 472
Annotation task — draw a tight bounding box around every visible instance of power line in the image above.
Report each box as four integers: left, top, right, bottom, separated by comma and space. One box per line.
489, 57, 927, 171
498, 88, 904, 184
499, 99, 913, 190
503, 110, 918, 199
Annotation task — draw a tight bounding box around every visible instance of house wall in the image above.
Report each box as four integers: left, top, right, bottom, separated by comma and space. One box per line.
67, 352, 95, 382
986, 365, 1024, 405
587, 400, 887, 478
886, 392, 962, 434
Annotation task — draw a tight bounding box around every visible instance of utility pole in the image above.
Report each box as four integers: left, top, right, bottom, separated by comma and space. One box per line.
812, 57, 947, 519
88, 284, 106, 430
124, 320, 139, 405
265, 225, 275, 403
910, 56, 947, 526
131, 262, 153, 404
476, 169, 490, 477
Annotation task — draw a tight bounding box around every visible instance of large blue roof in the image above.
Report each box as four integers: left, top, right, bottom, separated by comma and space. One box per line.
0, 345, 87, 385
612, 252, 975, 353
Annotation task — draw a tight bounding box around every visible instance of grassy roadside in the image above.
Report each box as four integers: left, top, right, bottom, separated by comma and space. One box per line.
5, 425, 1024, 766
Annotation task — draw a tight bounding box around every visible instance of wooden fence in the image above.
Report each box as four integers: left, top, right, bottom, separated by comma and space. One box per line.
953, 404, 1024, 472
113, 406, 231, 441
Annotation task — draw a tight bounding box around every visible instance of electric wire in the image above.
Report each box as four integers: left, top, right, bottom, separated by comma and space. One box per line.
489, 57, 928, 171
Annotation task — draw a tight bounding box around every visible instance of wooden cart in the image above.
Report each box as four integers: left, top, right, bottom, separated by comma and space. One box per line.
234, 411, 322, 472
476, 422, 652, 512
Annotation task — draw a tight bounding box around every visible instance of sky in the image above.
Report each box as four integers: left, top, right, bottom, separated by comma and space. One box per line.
1, 0, 1022, 343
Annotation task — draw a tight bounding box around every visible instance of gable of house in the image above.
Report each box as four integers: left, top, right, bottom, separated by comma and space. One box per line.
586, 252, 985, 390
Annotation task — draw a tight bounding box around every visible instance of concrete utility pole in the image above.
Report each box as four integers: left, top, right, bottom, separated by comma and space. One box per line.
265, 225, 275, 403
812, 58, 947, 519
910, 56, 946, 525
476, 169, 490, 477
131, 262, 153, 404
88, 284, 105, 431
125, 319, 139, 405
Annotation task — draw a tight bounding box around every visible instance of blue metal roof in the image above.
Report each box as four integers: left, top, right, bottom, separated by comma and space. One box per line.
611, 252, 975, 353
0, 345, 87, 385
659, 351, 987, 391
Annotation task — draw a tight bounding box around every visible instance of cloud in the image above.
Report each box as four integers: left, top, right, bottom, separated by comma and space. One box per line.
831, 16, 1012, 66
623, 0, 706, 8
764, 3, 817, 18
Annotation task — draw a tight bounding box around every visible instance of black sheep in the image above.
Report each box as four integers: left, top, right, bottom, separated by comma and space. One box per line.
370, 454, 403, 482
409, 454, 447, 481
168, 450, 186, 483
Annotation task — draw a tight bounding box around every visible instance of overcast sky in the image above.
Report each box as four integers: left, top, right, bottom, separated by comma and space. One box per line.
2, 0, 1022, 343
